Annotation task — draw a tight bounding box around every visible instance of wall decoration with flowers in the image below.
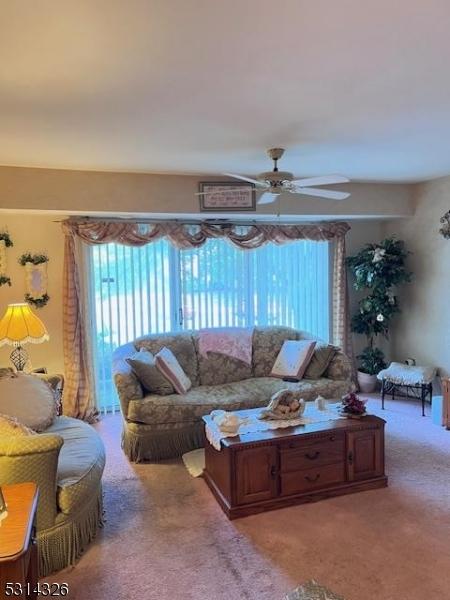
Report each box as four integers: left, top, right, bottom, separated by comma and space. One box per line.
0, 231, 13, 287
19, 253, 50, 308
347, 237, 412, 391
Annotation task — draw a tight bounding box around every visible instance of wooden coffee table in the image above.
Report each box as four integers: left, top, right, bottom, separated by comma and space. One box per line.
203, 408, 387, 519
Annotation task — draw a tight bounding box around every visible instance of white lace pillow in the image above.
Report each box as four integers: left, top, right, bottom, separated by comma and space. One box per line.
0, 372, 57, 432
271, 340, 317, 380
155, 347, 192, 394
0, 413, 36, 437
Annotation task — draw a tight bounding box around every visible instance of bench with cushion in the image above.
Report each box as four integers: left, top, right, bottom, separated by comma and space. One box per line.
113, 326, 353, 462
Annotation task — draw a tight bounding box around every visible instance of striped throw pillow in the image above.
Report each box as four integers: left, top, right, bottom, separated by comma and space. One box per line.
155, 347, 192, 394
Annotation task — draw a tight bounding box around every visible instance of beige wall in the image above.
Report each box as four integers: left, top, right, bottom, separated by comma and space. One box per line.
0, 214, 65, 374
383, 176, 450, 380
0, 165, 413, 219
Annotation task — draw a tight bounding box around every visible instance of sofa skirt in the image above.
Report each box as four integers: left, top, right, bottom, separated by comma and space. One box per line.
122, 421, 205, 462
38, 485, 104, 577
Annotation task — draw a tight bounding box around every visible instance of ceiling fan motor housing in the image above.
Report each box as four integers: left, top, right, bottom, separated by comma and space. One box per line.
258, 170, 293, 188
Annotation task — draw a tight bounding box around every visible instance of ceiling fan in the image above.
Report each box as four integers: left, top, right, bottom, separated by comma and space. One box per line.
197, 148, 351, 205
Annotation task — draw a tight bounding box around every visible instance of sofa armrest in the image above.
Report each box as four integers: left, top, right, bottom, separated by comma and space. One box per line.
0, 434, 63, 530
324, 351, 352, 381
112, 342, 144, 418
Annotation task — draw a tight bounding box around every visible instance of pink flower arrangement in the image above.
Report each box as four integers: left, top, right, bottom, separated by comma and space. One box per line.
341, 392, 367, 416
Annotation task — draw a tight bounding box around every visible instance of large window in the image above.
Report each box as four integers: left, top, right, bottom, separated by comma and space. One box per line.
89, 236, 330, 412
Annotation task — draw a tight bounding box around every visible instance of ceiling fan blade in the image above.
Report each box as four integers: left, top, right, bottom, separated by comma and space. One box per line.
223, 173, 268, 187
257, 192, 279, 205
195, 188, 254, 196
293, 187, 351, 200
291, 175, 350, 188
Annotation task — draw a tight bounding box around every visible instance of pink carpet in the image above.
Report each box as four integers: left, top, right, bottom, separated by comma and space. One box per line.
43, 396, 450, 600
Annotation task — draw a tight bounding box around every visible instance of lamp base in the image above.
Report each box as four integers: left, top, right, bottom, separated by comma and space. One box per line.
10, 345, 29, 371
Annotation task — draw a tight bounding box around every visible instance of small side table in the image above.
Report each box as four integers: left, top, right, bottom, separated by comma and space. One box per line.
381, 379, 432, 417
0, 483, 39, 599
378, 363, 436, 417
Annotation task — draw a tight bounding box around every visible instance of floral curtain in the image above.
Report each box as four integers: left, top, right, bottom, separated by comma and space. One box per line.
61, 219, 353, 419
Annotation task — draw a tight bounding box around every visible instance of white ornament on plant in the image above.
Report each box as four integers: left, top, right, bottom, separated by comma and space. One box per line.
372, 248, 386, 263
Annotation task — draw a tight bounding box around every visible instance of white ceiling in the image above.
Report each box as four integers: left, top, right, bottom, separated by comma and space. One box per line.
1, 0, 450, 182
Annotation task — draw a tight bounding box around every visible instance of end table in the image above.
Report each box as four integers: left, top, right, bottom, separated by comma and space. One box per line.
443, 378, 450, 430
0, 483, 39, 599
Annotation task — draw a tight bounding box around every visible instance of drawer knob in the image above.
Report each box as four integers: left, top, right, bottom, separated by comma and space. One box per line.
305, 473, 320, 483
305, 451, 320, 460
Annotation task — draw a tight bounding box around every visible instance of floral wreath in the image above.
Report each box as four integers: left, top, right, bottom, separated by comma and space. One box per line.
19, 252, 50, 308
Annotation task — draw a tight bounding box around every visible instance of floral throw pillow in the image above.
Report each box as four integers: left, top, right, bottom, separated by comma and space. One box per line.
155, 347, 192, 395
304, 342, 339, 380
126, 348, 175, 395
270, 340, 317, 380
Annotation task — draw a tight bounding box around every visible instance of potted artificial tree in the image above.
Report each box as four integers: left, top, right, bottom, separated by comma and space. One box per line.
347, 238, 412, 393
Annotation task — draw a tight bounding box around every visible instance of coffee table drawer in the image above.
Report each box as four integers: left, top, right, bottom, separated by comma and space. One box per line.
280, 438, 345, 472
280, 462, 346, 496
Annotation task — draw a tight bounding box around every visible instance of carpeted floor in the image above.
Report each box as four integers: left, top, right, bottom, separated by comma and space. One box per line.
43, 396, 450, 600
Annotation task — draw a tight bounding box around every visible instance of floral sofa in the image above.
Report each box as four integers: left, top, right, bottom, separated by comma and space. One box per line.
113, 326, 353, 462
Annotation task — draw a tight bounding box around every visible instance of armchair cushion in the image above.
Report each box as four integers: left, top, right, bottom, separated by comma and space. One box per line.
0, 372, 57, 432
45, 417, 106, 515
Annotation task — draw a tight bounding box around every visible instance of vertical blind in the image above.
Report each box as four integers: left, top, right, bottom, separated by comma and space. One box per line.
89, 236, 330, 412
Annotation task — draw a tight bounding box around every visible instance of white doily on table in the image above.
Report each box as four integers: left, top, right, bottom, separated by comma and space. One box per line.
205, 403, 342, 451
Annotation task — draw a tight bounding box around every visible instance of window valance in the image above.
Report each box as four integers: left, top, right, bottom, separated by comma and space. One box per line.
61, 219, 350, 249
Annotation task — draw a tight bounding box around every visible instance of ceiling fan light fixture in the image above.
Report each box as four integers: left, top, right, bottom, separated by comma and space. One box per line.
268, 186, 282, 195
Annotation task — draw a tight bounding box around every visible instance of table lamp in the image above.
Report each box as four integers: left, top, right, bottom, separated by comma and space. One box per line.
0, 303, 49, 371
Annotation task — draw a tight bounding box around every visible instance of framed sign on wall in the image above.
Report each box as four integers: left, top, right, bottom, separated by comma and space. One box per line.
198, 182, 256, 212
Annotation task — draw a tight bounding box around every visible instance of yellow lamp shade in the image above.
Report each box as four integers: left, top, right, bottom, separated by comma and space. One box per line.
0, 303, 49, 346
